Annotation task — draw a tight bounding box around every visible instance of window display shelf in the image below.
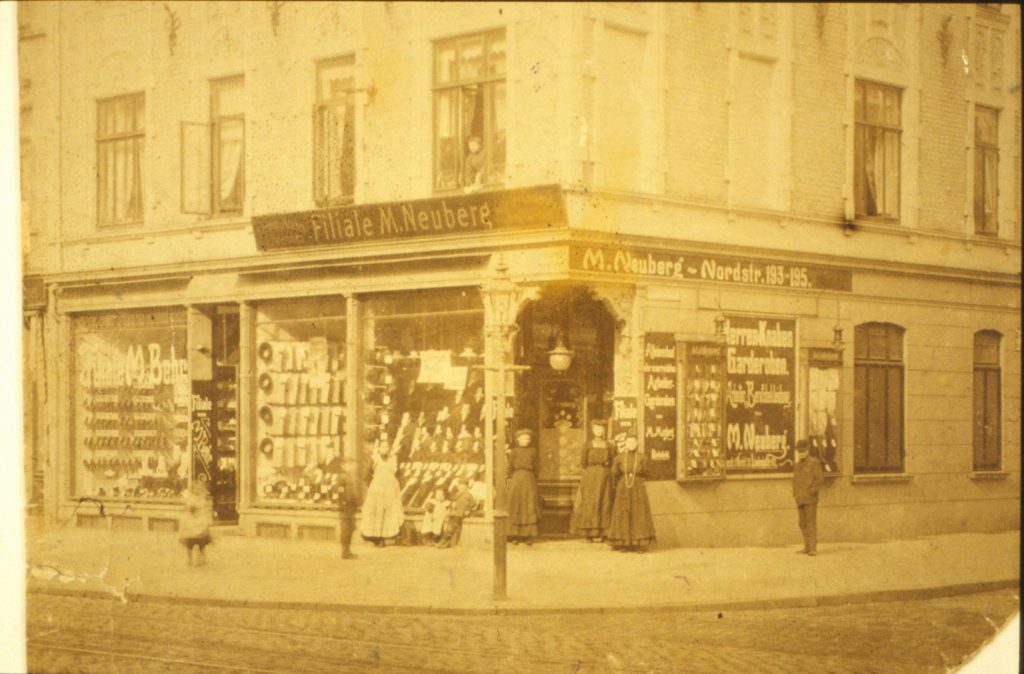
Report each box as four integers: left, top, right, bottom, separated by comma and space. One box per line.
262, 403, 348, 408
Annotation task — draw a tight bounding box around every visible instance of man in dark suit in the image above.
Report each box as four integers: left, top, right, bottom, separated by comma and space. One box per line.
792, 439, 824, 556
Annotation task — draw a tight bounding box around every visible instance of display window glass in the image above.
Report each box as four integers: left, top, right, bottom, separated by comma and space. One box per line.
72, 309, 190, 501
362, 288, 486, 511
807, 363, 841, 474
254, 298, 349, 508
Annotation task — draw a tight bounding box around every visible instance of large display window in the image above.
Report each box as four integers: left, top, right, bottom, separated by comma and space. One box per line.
362, 288, 486, 511
253, 298, 349, 507
73, 309, 190, 501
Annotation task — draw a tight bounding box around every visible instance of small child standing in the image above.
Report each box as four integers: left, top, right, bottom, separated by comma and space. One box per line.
436, 479, 478, 548
180, 480, 213, 566
420, 487, 450, 544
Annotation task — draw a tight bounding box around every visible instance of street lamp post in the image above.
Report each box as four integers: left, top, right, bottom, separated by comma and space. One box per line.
481, 259, 522, 601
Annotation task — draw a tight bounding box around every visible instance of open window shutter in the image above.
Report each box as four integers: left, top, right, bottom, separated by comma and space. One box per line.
181, 121, 211, 215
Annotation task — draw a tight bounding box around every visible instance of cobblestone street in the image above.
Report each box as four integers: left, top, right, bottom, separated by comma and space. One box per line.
27, 589, 1017, 674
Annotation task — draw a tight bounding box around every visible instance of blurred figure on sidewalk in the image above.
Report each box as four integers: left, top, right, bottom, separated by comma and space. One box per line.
792, 439, 824, 556
436, 478, 477, 548
337, 468, 358, 560
180, 480, 213, 567
420, 487, 450, 544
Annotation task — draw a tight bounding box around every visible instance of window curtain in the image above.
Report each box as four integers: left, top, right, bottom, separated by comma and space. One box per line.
975, 149, 998, 232
219, 119, 244, 209
127, 138, 143, 220
863, 127, 899, 218
434, 91, 459, 190
328, 102, 354, 199
863, 129, 877, 215
104, 138, 142, 224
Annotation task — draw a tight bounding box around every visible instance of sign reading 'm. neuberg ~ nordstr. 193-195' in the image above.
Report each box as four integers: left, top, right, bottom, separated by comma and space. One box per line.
252, 185, 567, 251
570, 244, 853, 292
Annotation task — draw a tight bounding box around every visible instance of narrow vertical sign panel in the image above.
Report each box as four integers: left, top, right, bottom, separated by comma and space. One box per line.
611, 396, 638, 444
643, 333, 677, 480
191, 381, 214, 483
681, 341, 726, 479
724, 316, 796, 473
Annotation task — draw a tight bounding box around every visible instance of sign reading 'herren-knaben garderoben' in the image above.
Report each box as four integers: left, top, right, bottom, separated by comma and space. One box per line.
252, 185, 567, 251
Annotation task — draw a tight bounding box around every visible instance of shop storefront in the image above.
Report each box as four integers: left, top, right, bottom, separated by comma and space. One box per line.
45, 184, 1019, 548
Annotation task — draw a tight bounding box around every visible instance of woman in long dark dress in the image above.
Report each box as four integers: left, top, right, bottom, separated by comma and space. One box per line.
572, 419, 613, 541
507, 428, 540, 545
607, 435, 656, 552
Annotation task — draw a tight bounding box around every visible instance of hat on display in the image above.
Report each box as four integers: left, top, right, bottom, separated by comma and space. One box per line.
259, 405, 274, 425
513, 428, 534, 442
259, 437, 275, 458
258, 372, 274, 394
258, 341, 274, 363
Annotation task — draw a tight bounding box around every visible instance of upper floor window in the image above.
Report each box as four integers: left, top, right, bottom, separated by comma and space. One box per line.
853, 323, 904, 473
314, 57, 356, 206
854, 81, 901, 220
973, 331, 1002, 471
212, 77, 245, 214
97, 93, 144, 226
974, 106, 999, 235
181, 77, 245, 216
433, 30, 506, 193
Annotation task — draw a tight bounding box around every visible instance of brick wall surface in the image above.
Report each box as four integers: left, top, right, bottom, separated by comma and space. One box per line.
790, 3, 848, 221
918, 8, 970, 234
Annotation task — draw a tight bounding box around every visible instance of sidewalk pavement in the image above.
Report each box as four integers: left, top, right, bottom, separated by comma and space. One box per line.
25, 521, 1020, 613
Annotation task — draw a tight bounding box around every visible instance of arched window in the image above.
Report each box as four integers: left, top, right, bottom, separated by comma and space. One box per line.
854, 323, 905, 472
973, 331, 1002, 471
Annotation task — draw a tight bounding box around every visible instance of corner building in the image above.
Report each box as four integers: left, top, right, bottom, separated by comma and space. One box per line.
19, 3, 1021, 546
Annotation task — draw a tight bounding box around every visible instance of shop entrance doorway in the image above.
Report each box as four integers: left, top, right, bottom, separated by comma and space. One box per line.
515, 287, 616, 537
191, 305, 240, 523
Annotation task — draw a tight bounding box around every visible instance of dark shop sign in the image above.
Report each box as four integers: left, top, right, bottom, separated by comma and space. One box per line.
252, 184, 567, 251
723, 316, 796, 474
570, 244, 853, 292
808, 348, 843, 368
642, 332, 678, 481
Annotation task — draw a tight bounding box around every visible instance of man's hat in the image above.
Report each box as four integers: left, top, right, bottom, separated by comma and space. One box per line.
795, 439, 810, 451
589, 419, 607, 429
513, 428, 534, 442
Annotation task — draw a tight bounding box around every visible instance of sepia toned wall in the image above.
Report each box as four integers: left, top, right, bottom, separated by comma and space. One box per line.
19, 2, 1021, 546
20, 3, 1019, 276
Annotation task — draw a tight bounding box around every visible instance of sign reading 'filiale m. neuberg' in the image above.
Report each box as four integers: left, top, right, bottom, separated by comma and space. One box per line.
252, 185, 567, 251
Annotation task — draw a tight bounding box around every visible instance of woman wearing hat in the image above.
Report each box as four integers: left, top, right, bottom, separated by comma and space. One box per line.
607, 434, 656, 552
571, 419, 614, 541
506, 427, 540, 545
360, 441, 406, 547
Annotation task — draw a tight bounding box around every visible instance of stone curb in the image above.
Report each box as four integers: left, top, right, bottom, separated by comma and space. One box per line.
28, 578, 1020, 616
